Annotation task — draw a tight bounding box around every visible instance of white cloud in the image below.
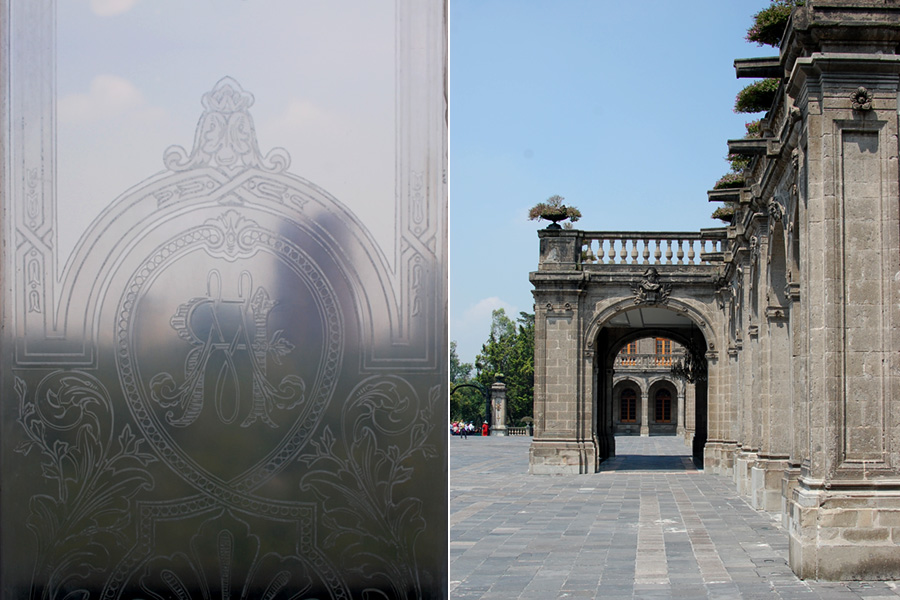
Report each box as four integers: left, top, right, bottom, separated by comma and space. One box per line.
58, 74, 150, 124
462, 296, 516, 323
452, 297, 518, 364
90, 0, 139, 17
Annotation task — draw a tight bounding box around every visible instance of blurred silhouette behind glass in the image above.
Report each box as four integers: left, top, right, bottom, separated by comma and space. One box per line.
1, 2, 447, 598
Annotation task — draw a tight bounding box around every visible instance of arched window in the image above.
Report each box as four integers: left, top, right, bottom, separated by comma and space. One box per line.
621, 388, 637, 422
655, 389, 672, 423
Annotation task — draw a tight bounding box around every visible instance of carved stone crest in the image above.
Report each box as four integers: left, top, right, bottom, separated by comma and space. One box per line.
631, 267, 672, 305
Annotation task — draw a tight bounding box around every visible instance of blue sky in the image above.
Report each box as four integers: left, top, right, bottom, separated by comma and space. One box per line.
449, 0, 776, 364
55, 0, 396, 271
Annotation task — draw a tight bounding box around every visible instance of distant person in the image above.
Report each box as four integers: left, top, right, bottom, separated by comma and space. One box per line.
482, 422, 489, 436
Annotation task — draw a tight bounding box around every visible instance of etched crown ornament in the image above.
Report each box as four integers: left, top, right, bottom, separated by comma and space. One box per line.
164, 77, 290, 175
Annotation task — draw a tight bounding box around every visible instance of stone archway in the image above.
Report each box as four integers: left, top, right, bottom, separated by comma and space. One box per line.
591, 306, 711, 469
529, 230, 724, 475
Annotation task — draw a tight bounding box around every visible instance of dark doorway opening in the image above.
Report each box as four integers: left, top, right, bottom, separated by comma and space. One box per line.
593, 309, 709, 469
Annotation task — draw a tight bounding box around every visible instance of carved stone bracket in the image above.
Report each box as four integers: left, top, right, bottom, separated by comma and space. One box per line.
766, 305, 788, 321
768, 199, 784, 223
544, 302, 574, 313
785, 281, 800, 302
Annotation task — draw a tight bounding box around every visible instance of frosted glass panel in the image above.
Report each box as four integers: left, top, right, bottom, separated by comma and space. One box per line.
2, 2, 447, 598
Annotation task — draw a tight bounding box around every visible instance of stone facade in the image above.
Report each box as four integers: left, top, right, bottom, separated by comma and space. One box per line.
530, 1, 900, 580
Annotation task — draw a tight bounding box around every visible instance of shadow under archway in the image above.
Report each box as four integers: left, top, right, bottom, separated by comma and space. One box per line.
593, 307, 709, 469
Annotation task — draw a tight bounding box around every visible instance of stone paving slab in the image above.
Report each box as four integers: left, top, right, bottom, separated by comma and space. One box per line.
449, 435, 900, 599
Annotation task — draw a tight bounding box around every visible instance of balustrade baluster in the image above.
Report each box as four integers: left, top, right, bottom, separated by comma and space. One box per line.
618, 239, 628, 264
596, 238, 605, 264
642, 240, 650, 264
654, 239, 662, 264
630, 239, 638, 264
687, 240, 695, 264
676, 239, 684, 264
665, 240, 673, 264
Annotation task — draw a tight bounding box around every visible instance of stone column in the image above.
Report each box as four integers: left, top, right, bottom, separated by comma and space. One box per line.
490, 380, 508, 437
684, 383, 695, 447
640, 388, 649, 437
676, 381, 685, 437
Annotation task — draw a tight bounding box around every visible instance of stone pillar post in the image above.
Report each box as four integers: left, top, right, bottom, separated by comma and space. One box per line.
490, 380, 508, 437
784, 16, 900, 578
640, 388, 650, 437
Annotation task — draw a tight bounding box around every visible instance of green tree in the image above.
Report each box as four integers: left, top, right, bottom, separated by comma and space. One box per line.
506, 312, 535, 423
474, 309, 534, 425
450, 341, 485, 424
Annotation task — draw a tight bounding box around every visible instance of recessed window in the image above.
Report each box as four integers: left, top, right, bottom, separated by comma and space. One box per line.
621, 388, 637, 422
655, 389, 672, 423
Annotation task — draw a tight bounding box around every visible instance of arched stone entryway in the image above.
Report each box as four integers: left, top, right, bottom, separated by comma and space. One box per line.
591, 307, 710, 468
529, 232, 724, 475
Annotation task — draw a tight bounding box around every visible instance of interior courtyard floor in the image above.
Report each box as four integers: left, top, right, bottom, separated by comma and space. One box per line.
450, 435, 900, 599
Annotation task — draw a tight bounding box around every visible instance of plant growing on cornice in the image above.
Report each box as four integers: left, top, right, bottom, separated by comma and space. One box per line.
735, 78, 779, 113
746, 0, 804, 47
715, 172, 745, 189
528, 195, 582, 229
711, 203, 736, 224
744, 119, 761, 138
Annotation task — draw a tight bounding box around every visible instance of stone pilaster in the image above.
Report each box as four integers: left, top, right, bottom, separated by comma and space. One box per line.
684, 383, 695, 447
785, 16, 900, 577
529, 229, 596, 474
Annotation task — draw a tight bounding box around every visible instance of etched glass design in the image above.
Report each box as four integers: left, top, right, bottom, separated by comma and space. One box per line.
2, 2, 447, 598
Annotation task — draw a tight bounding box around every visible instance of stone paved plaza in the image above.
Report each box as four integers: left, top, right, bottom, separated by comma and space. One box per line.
450, 436, 900, 599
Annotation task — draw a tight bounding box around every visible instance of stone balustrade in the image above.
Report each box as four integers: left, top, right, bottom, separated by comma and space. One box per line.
615, 352, 684, 370
581, 231, 724, 266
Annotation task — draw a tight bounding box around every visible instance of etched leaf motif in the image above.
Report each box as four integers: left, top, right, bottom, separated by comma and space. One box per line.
15, 371, 158, 599
137, 510, 320, 600
298, 376, 437, 597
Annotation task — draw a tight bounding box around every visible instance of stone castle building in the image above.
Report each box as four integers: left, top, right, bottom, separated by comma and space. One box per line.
530, 1, 900, 580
